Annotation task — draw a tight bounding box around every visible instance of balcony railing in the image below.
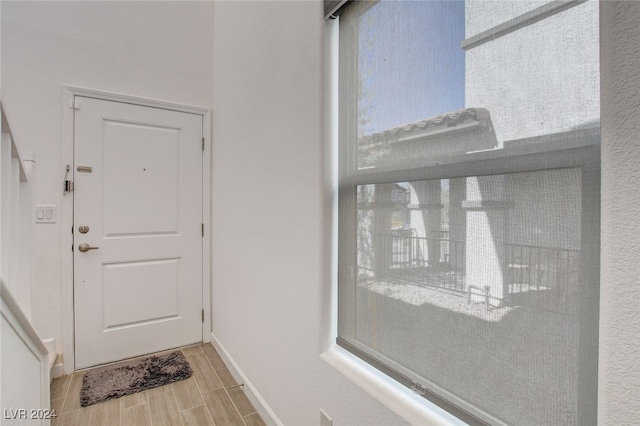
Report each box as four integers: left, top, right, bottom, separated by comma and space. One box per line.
504, 242, 580, 314
368, 232, 579, 313
380, 231, 466, 292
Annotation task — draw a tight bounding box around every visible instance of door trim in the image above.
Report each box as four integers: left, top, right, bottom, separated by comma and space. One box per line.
61, 85, 211, 373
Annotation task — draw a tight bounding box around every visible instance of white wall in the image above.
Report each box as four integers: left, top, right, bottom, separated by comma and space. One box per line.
2, 287, 50, 426
211, 1, 408, 425
600, 1, 640, 424
1, 1, 214, 354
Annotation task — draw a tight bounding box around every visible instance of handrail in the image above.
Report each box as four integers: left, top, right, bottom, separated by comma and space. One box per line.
1, 279, 48, 355
1, 100, 30, 182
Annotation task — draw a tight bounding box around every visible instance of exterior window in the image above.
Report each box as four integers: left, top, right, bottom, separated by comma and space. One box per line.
337, 1, 600, 425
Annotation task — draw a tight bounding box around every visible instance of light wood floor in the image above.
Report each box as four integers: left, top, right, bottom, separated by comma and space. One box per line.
50, 343, 266, 426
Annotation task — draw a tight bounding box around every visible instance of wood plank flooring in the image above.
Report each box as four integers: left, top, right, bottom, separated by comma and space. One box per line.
50, 344, 266, 426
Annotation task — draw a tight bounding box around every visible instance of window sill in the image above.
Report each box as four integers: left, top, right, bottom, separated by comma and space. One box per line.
320, 345, 467, 426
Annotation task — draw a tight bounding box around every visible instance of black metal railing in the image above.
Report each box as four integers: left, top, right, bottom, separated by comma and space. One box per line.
379, 232, 466, 291
371, 233, 579, 308
504, 243, 580, 313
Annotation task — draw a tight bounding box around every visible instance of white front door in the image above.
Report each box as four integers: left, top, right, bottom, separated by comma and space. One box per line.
73, 96, 203, 369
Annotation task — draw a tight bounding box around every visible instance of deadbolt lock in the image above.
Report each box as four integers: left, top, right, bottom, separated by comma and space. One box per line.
78, 225, 90, 234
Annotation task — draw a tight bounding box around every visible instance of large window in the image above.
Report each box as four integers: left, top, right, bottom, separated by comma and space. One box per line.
336, 1, 600, 425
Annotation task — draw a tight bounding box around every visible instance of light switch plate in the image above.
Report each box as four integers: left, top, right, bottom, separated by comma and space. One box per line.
35, 205, 56, 223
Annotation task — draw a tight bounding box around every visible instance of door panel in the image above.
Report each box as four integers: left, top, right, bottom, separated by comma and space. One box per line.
74, 97, 203, 369
102, 258, 180, 330
103, 120, 181, 236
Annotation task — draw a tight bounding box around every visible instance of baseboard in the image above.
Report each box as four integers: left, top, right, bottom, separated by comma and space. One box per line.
51, 355, 65, 379
42, 338, 64, 380
209, 332, 283, 426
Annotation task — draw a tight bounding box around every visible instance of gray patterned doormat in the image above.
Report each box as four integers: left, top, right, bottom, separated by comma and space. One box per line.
80, 351, 192, 407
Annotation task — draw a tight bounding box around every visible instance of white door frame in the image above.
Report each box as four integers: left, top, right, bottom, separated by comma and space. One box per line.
61, 85, 211, 373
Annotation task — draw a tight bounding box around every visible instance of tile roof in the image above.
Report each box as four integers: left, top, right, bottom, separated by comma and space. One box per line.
363, 108, 488, 143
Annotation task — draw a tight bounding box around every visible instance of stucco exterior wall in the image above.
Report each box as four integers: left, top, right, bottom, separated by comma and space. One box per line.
466, 0, 551, 37
465, 0, 600, 145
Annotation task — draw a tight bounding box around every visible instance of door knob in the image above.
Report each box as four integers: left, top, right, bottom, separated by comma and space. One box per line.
78, 243, 99, 252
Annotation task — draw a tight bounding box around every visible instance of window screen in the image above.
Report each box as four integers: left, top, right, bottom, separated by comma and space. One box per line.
337, 1, 600, 425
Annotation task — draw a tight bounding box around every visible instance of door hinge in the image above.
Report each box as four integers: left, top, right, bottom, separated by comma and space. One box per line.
202, 309, 205, 322
71, 99, 81, 110
202, 223, 204, 237
202, 137, 205, 151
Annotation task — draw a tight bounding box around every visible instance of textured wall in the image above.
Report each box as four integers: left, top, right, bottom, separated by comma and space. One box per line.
600, 1, 640, 424
465, 0, 550, 37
